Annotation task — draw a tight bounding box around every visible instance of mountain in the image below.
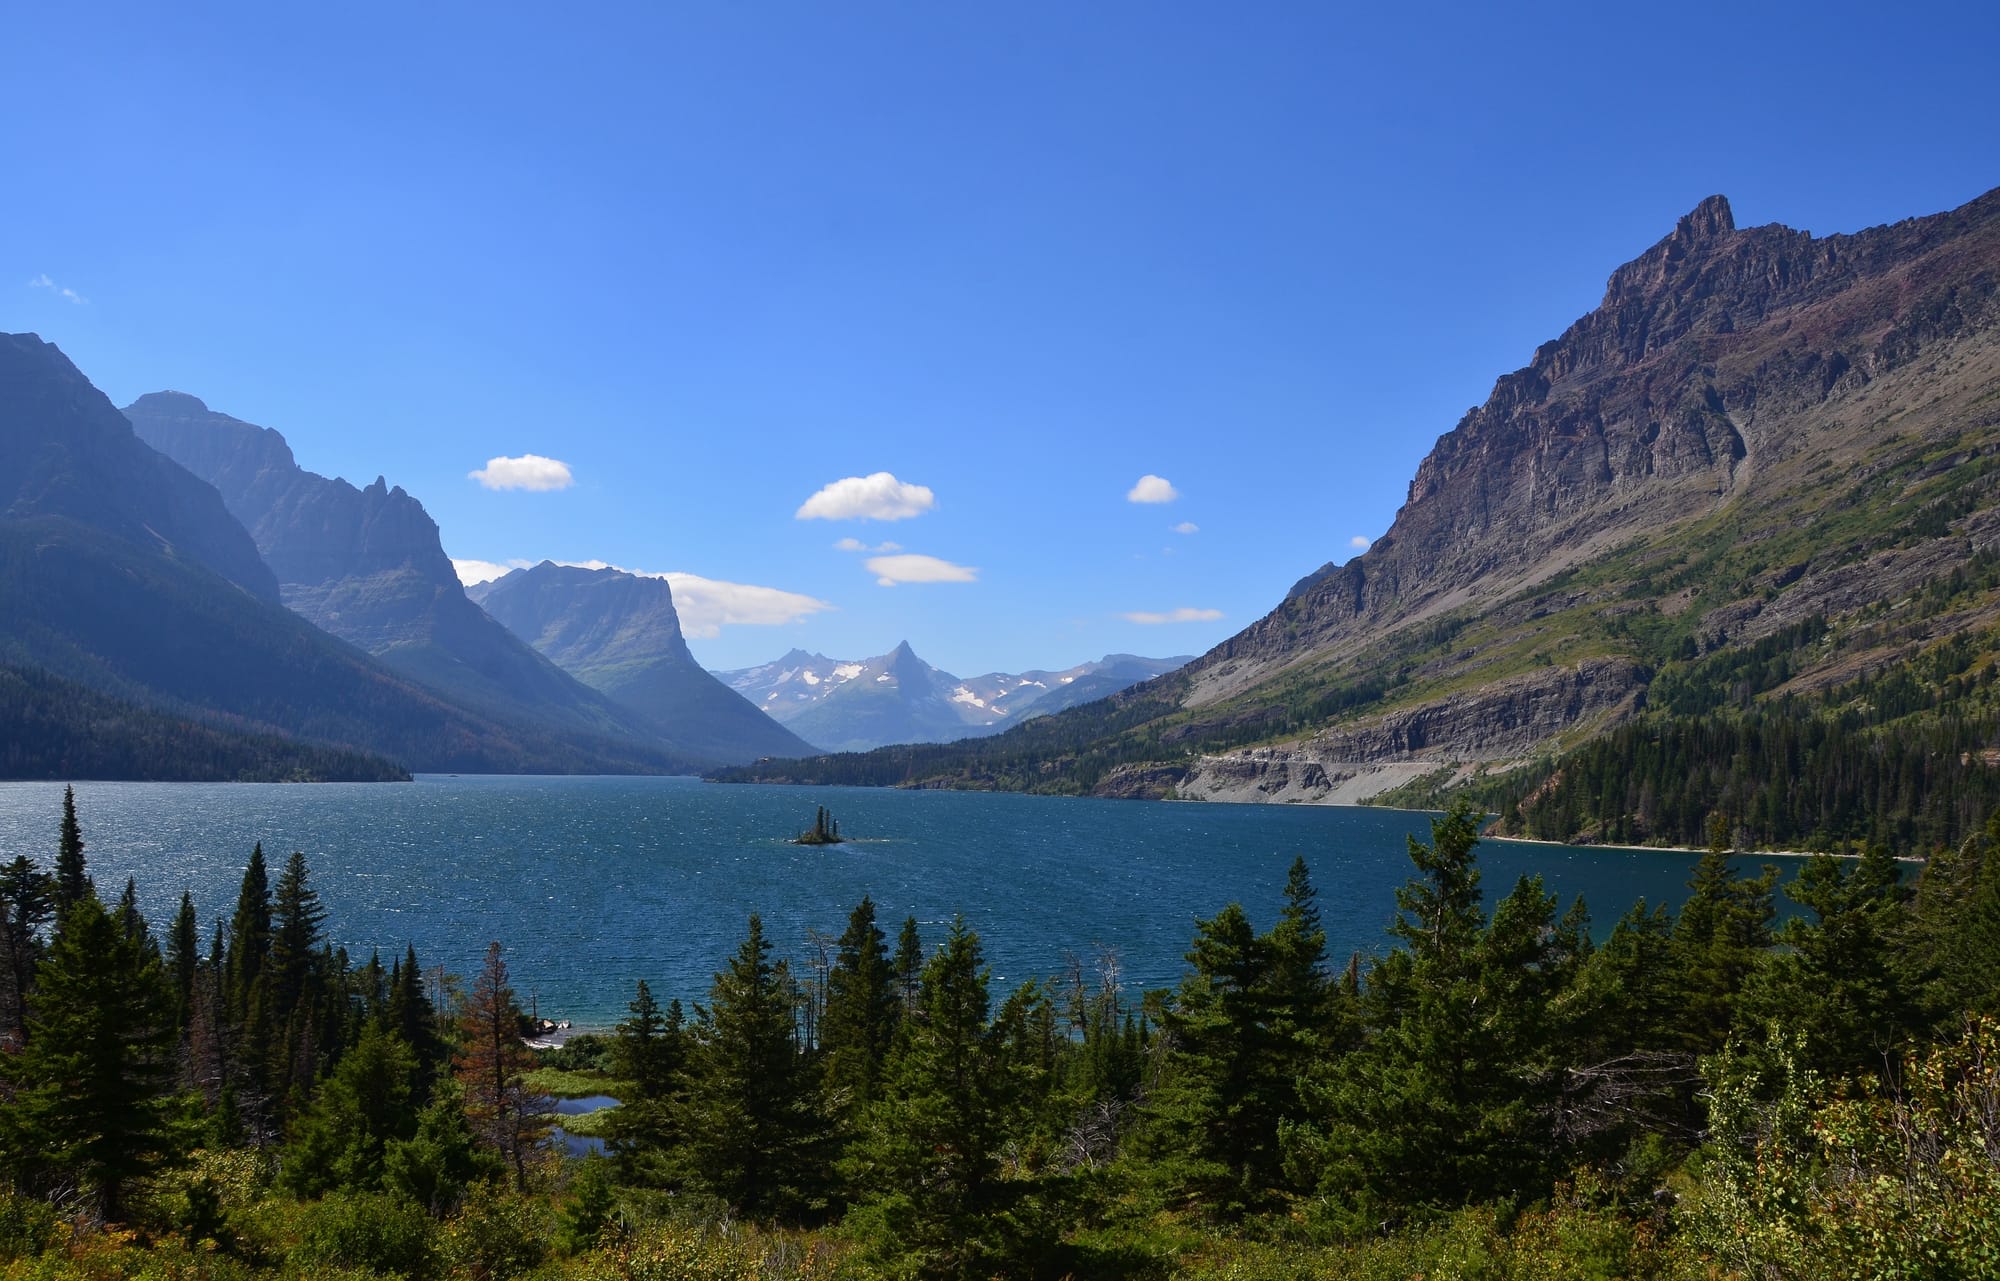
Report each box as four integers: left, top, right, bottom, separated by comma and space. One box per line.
717, 645, 1191, 752
714, 185, 2000, 830
0, 335, 695, 775
1, 337, 276, 601
122, 391, 691, 754
467, 562, 813, 763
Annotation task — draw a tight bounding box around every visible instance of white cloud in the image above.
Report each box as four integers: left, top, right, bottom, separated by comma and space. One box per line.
28, 273, 86, 305
1349, 535, 1372, 550
451, 558, 517, 586
1173, 521, 1200, 535
469, 454, 575, 492
1127, 474, 1179, 504
796, 472, 936, 521
835, 537, 903, 554
865, 553, 978, 587
662, 573, 835, 638
1121, 607, 1224, 625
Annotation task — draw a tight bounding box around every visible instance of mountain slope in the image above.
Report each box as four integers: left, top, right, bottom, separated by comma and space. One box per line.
467, 562, 814, 763
719, 647, 1190, 751
0, 337, 695, 775
123, 391, 673, 748
714, 185, 2000, 805
1, 336, 276, 601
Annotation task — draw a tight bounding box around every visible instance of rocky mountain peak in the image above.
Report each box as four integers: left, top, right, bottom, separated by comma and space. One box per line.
1673, 194, 1735, 245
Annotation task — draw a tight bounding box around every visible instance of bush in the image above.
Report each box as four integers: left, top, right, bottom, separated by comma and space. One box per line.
291, 1190, 437, 1279
0, 1193, 58, 1262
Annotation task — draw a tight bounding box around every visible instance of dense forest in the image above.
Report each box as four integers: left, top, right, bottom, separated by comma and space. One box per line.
2, 789, 1998, 1278
0, 665, 411, 783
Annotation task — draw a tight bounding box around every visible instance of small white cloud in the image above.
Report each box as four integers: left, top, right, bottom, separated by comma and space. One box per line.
1349, 535, 1372, 550
469, 454, 575, 492
28, 273, 87, 305
1121, 607, 1224, 625
1127, 474, 1178, 504
797, 472, 936, 522
865, 553, 978, 587
451, 558, 517, 586
1173, 521, 1200, 535
834, 537, 903, 554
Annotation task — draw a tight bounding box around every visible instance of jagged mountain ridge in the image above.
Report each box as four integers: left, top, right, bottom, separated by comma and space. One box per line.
468, 562, 814, 764
713, 184, 2000, 800
124, 392, 710, 757
718, 645, 1191, 752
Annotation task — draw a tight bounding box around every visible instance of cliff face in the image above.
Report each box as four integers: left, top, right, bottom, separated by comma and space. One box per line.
470, 562, 815, 764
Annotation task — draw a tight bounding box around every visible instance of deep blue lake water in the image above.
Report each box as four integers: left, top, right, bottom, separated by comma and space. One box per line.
0, 776, 1797, 1026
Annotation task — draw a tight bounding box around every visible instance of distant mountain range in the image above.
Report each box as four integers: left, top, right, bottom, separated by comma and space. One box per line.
468, 562, 814, 763
715, 644, 1190, 752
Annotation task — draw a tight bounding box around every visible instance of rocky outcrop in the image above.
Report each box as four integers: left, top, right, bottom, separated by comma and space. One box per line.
1170, 659, 1645, 805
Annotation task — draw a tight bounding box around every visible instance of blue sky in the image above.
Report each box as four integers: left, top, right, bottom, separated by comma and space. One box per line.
8, 2, 1998, 675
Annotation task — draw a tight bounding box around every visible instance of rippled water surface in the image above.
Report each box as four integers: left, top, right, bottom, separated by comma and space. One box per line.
0, 776, 1787, 1024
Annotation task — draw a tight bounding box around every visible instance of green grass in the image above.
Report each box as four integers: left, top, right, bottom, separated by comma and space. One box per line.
522, 1067, 632, 1100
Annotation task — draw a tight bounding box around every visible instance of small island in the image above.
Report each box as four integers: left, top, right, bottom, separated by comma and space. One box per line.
792, 805, 846, 845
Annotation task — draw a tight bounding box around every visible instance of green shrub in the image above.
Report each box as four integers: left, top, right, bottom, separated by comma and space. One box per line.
290, 1191, 436, 1279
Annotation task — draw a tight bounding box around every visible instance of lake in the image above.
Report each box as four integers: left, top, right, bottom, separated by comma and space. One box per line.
0, 775, 1796, 1026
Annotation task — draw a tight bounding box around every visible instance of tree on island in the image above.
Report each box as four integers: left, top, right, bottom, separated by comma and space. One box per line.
795, 806, 845, 845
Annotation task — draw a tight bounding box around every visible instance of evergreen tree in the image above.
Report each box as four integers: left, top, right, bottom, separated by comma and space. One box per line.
894, 915, 924, 1015
1, 894, 180, 1222
1142, 901, 1281, 1214
605, 979, 686, 1185
843, 917, 1012, 1278
281, 1021, 420, 1197
267, 851, 328, 1111
0, 854, 54, 1048
166, 891, 200, 1034
225, 844, 272, 1022
387, 944, 445, 1102
454, 941, 547, 1190
1672, 836, 1778, 1052
679, 914, 826, 1219
822, 896, 899, 1116
1286, 800, 1574, 1217
52, 785, 90, 916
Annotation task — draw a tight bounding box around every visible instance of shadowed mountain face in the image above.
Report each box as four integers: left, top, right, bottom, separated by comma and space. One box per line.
468, 562, 815, 764
123, 391, 688, 753
717, 645, 1191, 753
715, 185, 2000, 801
0, 336, 276, 601
0, 337, 694, 774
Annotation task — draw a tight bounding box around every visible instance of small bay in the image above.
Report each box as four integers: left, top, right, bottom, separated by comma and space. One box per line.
0, 775, 1792, 1025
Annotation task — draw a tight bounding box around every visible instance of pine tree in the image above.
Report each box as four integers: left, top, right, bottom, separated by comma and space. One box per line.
454, 941, 547, 1191
1141, 901, 1279, 1214
822, 896, 899, 1116
843, 916, 1011, 1277
281, 1021, 420, 1197
1, 894, 180, 1222
894, 915, 924, 1015
1672, 839, 1778, 1052
166, 891, 200, 1035
0, 854, 54, 1048
605, 980, 686, 1186
267, 851, 328, 1111
226, 844, 272, 1022
680, 914, 825, 1219
52, 785, 90, 916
